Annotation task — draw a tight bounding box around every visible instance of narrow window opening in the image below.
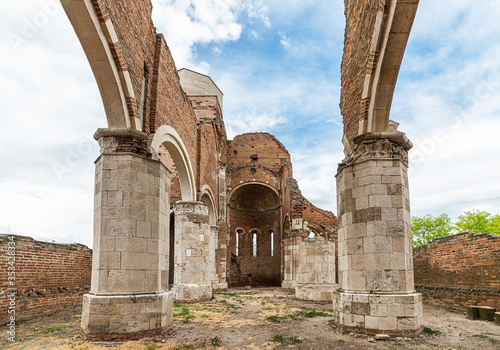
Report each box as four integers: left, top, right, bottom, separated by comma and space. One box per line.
138, 75, 146, 127
271, 231, 274, 256
252, 232, 257, 257
236, 230, 240, 256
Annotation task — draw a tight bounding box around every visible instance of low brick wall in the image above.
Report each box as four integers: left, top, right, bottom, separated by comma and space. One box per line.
0, 234, 91, 324
413, 232, 500, 311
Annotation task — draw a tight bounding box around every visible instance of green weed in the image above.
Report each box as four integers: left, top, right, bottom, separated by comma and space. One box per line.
271, 335, 303, 346
423, 327, 441, 336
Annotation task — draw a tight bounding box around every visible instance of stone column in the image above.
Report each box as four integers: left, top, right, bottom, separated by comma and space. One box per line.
173, 201, 212, 301
333, 133, 423, 336
295, 237, 338, 302
210, 225, 228, 290
281, 228, 308, 290
81, 128, 174, 340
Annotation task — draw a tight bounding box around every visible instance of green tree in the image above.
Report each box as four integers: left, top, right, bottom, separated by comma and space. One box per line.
411, 213, 453, 248
454, 210, 500, 234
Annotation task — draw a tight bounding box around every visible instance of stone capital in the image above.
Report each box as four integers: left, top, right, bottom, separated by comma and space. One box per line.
340, 133, 410, 170
94, 128, 151, 157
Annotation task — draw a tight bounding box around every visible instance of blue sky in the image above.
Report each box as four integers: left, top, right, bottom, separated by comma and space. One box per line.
1, 0, 499, 248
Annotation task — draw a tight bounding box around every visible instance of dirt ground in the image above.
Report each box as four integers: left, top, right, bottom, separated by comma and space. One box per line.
2, 287, 499, 350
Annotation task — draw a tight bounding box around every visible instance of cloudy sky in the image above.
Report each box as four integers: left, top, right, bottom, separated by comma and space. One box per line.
1, 0, 499, 247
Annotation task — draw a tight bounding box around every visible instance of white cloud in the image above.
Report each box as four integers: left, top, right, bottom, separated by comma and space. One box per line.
225, 107, 287, 139
278, 30, 291, 49
245, 1, 271, 28
0, 181, 94, 247
151, 0, 244, 72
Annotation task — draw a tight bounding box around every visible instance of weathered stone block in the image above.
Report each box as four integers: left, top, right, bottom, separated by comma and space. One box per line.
478, 306, 496, 321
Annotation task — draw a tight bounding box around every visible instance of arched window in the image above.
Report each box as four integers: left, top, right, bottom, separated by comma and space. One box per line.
252, 232, 257, 257
235, 228, 244, 256
249, 229, 259, 257
270, 231, 274, 257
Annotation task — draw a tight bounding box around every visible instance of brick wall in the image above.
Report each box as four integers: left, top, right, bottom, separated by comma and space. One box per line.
413, 232, 500, 311
0, 235, 91, 324
340, 0, 381, 144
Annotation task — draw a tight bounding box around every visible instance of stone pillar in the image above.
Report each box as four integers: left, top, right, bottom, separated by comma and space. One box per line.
333, 133, 423, 336
295, 237, 338, 302
81, 128, 174, 340
209, 225, 218, 283
173, 201, 212, 301
281, 228, 307, 290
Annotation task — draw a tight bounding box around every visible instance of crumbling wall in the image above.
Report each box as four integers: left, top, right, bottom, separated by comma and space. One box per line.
289, 178, 338, 242
413, 232, 500, 311
0, 235, 91, 324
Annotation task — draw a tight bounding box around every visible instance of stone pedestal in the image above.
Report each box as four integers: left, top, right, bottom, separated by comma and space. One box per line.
81, 128, 173, 340
295, 237, 338, 302
333, 134, 423, 336
173, 201, 213, 301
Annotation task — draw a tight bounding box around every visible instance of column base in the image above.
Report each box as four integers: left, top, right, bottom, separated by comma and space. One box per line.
81, 291, 174, 341
281, 280, 296, 291
174, 283, 212, 302
296, 283, 338, 302
332, 291, 423, 336
212, 282, 228, 291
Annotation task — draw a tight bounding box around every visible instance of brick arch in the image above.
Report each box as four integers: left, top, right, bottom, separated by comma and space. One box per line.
228, 182, 280, 202
200, 185, 217, 225
150, 125, 196, 201
61, 0, 140, 129
365, 0, 420, 133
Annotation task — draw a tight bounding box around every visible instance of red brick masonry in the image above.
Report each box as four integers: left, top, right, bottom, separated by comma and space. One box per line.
0, 235, 91, 324
413, 232, 500, 311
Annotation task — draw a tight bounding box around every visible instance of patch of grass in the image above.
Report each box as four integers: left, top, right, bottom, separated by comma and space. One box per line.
174, 306, 196, 323
472, 334, 499, 343
42, 327, 61, 334
393, 342, 404, 346
266, 315, 281, 323
271, 335, 303, 346
16, 336, 34, 342
215, 292, 238, 297
174, 306, 190, 317
172, 344, 195, 350
423, 327, 441, 336
300, 309, 331, 318
200, 314, 209, 318
264, 307, 332, 324
473, 334, 488, 339
145, 342, 157, 350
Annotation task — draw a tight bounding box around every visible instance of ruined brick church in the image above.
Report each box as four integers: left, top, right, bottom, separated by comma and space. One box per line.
59, 0, 422, 339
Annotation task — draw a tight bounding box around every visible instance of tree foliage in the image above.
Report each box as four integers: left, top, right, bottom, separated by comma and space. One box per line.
411, 213, 453, 248
454, 210, 500, 234
411, 210, 500, 248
